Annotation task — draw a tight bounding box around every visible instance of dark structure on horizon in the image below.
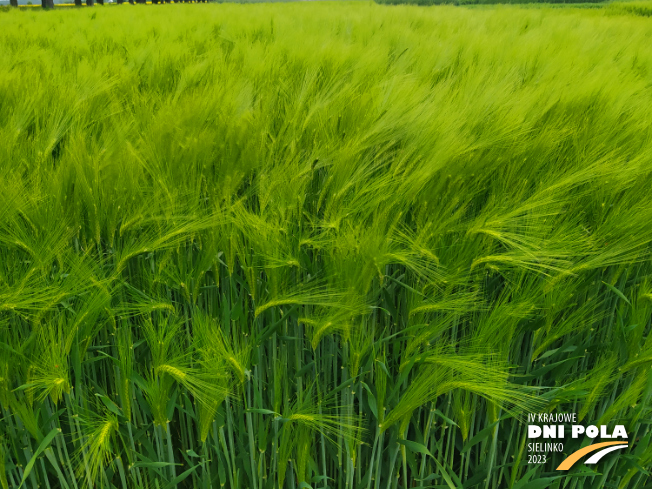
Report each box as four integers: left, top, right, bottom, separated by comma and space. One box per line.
6, 0, 207, 8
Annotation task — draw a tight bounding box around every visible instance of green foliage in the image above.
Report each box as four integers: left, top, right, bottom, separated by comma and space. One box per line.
606, 0, 652, 15
374, 0, 606, 6
0, 2, 651, 488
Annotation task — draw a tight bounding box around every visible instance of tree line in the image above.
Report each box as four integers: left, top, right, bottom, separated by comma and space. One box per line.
9, 0, 209, 9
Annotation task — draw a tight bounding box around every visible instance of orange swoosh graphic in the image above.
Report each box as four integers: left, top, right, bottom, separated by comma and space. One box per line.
556, 442, 628, 470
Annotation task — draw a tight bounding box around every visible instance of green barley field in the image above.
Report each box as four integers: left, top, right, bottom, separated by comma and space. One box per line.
1, 2, 652, 488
